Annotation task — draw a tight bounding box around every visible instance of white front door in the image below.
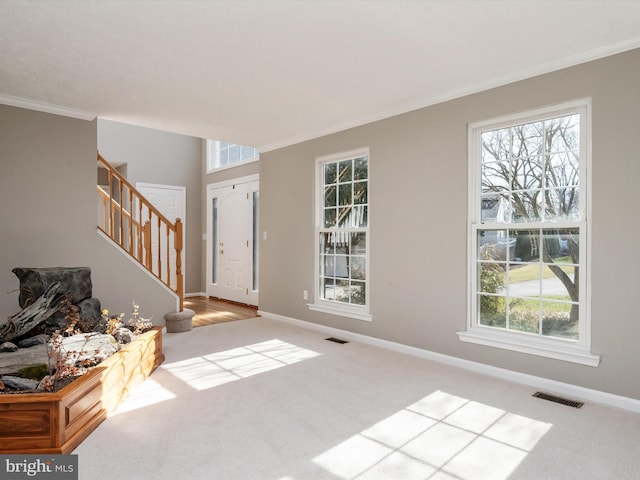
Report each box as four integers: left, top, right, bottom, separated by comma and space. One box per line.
206, 175, 259, 305
136, 183, 186, 292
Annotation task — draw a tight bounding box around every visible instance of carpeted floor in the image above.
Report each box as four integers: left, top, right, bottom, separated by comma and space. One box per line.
74, 317, 640, 480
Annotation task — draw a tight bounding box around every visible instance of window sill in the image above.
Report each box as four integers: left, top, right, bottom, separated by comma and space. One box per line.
457, 328, 600, 367
308, 302, 372, 322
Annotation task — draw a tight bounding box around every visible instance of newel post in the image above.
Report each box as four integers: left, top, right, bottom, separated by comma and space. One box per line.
175, 218, 184, 311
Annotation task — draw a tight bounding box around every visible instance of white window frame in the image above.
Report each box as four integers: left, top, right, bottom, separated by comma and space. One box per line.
458, 99, 600, 367
206, 139, 259, 173
308, 148, 372, 322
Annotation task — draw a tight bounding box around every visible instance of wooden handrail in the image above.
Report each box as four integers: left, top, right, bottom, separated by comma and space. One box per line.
97, 153, 184, 311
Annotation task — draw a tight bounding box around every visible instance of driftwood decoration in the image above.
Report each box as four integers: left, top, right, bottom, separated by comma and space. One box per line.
0, 282, 65, 343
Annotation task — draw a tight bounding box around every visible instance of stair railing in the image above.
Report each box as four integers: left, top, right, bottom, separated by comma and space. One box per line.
97, 153, 184, 311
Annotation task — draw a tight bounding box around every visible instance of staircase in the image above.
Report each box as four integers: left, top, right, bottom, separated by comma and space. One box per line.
96, 153, 184, 311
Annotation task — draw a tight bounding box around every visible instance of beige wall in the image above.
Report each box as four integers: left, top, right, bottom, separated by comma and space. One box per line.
97, 119, 203, 294
259, 48, 640, 400
0, 105, 176, 323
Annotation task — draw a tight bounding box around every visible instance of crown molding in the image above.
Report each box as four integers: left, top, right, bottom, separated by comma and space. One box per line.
0, 94, 96, 121
259, 38, 640, 153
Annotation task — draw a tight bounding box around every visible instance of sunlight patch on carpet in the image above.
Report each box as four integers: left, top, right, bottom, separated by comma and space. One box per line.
110, 378, 176, 416
161, 339, 320, 391
313, 390, 552, 480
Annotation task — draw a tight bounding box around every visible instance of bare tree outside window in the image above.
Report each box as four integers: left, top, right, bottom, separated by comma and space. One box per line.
478, 113, 582, 339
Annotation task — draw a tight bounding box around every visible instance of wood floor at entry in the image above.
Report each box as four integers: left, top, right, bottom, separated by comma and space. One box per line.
184, 296, 258, 328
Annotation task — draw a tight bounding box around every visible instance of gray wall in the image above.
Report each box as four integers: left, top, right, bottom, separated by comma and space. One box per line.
259, 48, 640, 400
97, 119, 203, 294
0, 105, 176, 324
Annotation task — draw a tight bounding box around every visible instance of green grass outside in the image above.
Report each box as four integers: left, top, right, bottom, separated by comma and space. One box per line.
507, 256, 574, 284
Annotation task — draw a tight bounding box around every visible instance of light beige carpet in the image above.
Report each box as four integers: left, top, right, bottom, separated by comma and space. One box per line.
74, 317, 640, 480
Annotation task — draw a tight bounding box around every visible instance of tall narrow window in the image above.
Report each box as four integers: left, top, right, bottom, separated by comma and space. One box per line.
252, 191, 259, 291
211, 197, 218, 284
309, 149, 371, 322
460, 100, 599, 366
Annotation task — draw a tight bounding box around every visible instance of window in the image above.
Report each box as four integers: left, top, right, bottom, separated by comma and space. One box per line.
309, 149, 371, 321
206, 140, 259, 172
459, 100, 599, 366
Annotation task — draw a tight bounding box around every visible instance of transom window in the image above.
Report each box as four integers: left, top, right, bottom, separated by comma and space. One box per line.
309, 149, 371, 322
206, 140, 259, 172
459, 100, 599, 366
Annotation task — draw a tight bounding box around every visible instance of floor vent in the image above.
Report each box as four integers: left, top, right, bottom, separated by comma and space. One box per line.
533, 392, 584, 409
325, 337, 349, 344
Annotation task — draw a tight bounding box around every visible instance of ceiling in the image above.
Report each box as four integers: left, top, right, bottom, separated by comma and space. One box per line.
1, 1, 640, 152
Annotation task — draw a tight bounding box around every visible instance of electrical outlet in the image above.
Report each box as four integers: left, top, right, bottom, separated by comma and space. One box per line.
303, 290, 308, 301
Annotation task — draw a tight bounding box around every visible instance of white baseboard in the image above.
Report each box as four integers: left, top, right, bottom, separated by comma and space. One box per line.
258, 310, 640, 414
185, 292, 207, 298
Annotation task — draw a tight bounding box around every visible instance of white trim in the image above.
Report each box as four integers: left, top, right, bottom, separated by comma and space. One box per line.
0, 93, 96, 121
185, 292, 206, 298
258, 310, 640, 414
206, 174, 260, 191
457, 329, 599, 367
308, 302, 372, 322
259, 39, 640, 153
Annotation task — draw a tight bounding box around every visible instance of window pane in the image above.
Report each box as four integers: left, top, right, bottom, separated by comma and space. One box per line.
479, 262, 505, 295
541, 301, 578, 339
512, 156, 543, 190
545, 187, 579, 221
252, 191, 259, 291
325, 185, 337, 207
478, 229, 508, 261
350, 281, 366, 305
351, 232, 367, 255
323, 255, 335, 277
338, 183, 352, 206
350, 256, 366, 280
511, 191, 542, 222
211, 197, 218, 284
482, 161, 510, 192
543, 228, 579, 262
322, 277, 336, 300
481, 128, 510, 162
541, 265, 574, 302
354, 157, 368, 180
324, 208, 336, 228
325, 163, 337, 184
228, 144, 240, 163
353, 205, 367, 228
481, 194, 509, 223
508, 297, 540, 334
513, 230, 540, 262
512, 121, 544, 158
320, 232, 335, 254
547, 152, 579, 188
338, 160, 352, 183
547, 114, 580, 153
354, 181, 367, 205
478, 294, 506, 327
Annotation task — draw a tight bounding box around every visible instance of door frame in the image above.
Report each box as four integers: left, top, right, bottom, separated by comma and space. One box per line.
206, 174, 259, 305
